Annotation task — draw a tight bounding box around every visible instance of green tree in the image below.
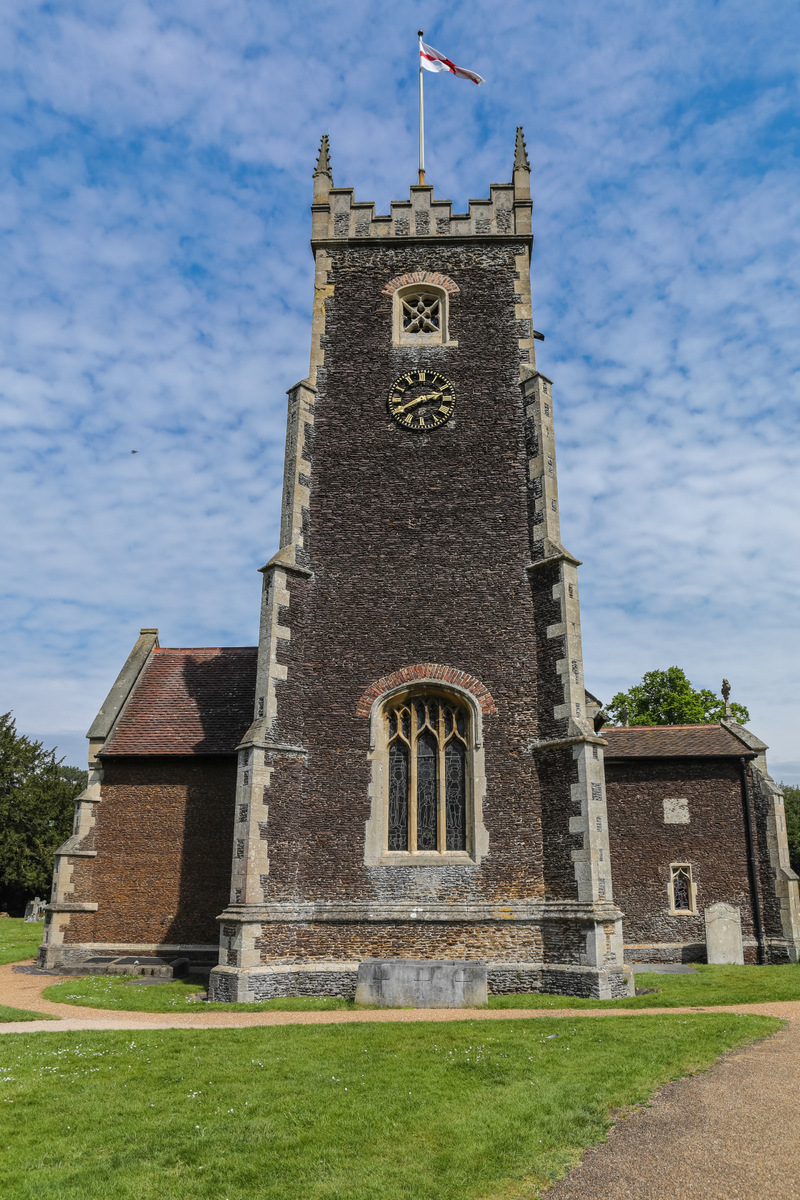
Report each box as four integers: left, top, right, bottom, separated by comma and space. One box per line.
0, 713, 87, 914
607, 667, 750, 727
782, 784, 800, 876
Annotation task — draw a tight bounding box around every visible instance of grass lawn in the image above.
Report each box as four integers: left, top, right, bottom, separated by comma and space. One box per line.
0, 919, 54, 1022
0, 1005, 48, 1024
43, 974, 361, 1012
0, 1013, 780, 1200
490, 962, 800, 1009
0, 919, 44, 966
43, 961, 800, 1014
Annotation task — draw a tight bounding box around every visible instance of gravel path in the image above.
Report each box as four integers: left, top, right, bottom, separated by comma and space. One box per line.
547, 1015, 800, 1200
3, 960, 799, 1197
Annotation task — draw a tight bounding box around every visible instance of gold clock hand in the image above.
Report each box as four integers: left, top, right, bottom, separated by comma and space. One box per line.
395, 391, 442, 414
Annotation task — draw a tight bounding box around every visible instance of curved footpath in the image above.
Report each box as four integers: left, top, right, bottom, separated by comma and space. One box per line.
2, 960, 800, 1031
3, 962, 800, 1198
0, 960, 798, 1031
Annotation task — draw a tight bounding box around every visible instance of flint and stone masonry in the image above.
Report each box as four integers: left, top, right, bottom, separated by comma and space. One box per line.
207, 129, 631, 1002
39, 128, 800, 993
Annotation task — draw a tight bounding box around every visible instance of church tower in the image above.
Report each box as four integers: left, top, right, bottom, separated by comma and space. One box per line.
208, 130, 633, 1001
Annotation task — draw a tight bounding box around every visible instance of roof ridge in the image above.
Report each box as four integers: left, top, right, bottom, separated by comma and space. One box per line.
154, 645, 257, 654
605, 722, 721, 731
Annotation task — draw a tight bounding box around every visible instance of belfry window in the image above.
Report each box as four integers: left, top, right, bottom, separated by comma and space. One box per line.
386, 693, 469, 853
402, 291, 440, 334
393, 283, 449, 346
669, 864, 695, 914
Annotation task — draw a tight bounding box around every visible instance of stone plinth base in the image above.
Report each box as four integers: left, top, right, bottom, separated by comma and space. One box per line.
355, 959, 488, 1008
208, 959, 634, 1003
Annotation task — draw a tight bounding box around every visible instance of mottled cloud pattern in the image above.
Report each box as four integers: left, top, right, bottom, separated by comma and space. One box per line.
1, 2, 798, 779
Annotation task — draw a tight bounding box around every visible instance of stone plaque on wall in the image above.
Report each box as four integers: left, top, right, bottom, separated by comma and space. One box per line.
663, 797, 689, 824
704, 902, 744, 964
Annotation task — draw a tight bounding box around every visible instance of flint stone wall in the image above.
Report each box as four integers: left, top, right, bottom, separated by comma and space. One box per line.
254, 241, 576, 917
605, 758, 785, 963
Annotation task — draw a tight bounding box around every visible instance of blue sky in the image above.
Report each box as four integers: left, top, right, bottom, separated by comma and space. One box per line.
2, 1, 799, 779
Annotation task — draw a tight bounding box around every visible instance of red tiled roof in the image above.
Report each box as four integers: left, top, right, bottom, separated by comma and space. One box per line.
602, 723, 754, 759
102, 647, 257, 755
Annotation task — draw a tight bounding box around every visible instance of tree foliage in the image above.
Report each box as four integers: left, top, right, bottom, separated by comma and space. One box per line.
0, 713, 87, 913
782, 785, 800, 877
606, 667, 750, 727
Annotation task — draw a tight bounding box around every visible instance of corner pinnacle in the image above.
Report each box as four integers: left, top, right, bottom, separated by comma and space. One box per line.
314, 134, 332, 180
514, 126, 530, 171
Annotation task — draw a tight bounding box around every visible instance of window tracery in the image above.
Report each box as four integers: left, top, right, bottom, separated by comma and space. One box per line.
669, 864, 695, 913
393, 283, 450, 346
385, 692, 470, 854
402, 291, 441, 335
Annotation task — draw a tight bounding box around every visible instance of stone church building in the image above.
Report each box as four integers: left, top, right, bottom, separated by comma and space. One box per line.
40, 131, 800, 999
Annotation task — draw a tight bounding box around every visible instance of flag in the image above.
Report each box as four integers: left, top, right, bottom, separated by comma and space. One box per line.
419, 37, 484, 85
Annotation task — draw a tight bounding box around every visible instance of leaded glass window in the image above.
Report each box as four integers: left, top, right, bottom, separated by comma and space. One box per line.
670, 865, 693, 912
416, 732, 438, 850
384, 691, 470, 854
388, 741, 409, 851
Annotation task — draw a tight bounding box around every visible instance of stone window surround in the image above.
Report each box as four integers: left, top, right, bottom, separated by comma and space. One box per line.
363, 678, 489, 867
382, 272, 460, 349
668, 862, 698, 915
392, 283, 457, 347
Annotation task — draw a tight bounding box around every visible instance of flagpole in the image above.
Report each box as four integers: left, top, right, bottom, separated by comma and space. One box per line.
418, 29, 425, 184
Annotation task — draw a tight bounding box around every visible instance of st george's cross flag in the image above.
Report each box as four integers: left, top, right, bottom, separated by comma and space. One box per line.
419, 36, 484, 85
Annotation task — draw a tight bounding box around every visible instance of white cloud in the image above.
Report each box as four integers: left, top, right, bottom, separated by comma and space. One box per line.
1, 0, 798, 778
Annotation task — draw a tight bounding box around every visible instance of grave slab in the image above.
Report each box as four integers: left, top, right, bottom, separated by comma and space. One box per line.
705, 902, 744, 964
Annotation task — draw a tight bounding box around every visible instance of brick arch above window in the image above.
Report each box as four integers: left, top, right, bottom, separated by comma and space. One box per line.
381, 270, 460, 297
356, 664, 497, 717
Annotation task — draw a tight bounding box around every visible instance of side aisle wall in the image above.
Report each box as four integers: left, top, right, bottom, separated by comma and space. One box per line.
41, 756, 236, 966
605, 758, 798, 963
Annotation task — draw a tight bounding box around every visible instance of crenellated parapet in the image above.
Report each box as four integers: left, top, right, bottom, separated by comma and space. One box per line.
311, 127, 533, 245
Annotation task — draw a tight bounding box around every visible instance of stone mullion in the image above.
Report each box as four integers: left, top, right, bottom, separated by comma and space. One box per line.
409, 702, 419, 853
436, 705, 447, 853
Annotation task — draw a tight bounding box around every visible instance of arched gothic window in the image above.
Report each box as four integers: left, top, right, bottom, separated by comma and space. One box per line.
385, 692, 469, 853
393, 284, 449, 346
669, 864, 696, 913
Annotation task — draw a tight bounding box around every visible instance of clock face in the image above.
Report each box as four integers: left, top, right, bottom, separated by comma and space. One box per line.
387, 370, 455, 431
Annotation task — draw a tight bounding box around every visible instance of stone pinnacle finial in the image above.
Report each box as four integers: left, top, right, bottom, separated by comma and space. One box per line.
314, 134, 332, 180
721, 678, 732, 717
514, 126, 530, 171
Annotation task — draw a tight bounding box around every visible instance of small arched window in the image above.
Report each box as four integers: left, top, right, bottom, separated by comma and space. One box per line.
393, 284, 449, 346
385, 692, 469, 853
669, 864, 696, 914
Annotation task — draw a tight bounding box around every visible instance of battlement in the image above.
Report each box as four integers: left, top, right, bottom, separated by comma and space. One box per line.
311, 128, 533, 245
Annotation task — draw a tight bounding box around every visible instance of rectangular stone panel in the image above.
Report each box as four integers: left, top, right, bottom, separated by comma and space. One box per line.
705, 902, 744, 964
663, 797, 689, 824
355, 958, 488, 1007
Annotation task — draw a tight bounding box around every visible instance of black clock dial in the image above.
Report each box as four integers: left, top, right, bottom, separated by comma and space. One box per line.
387, 370, 455, 431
